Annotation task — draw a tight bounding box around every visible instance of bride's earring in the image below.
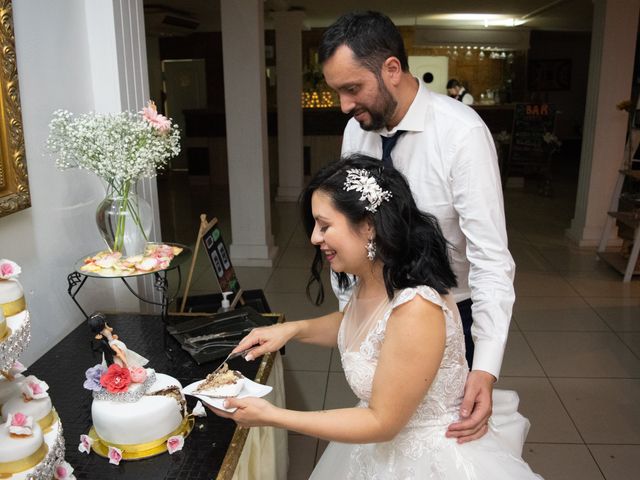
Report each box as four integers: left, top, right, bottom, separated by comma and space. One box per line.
366, 237, 376, 261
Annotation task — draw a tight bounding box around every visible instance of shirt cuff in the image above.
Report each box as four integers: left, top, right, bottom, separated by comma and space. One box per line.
471, 339, 506, 380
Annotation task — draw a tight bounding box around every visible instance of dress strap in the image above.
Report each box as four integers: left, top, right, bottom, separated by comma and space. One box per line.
370, 286, 456, 345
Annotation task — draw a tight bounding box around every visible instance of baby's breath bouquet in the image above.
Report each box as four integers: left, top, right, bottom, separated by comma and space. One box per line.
47, 102, 181, 254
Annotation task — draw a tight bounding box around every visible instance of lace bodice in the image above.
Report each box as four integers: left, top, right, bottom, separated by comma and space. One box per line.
338, 286, 468, 429
313, 286, 541, 479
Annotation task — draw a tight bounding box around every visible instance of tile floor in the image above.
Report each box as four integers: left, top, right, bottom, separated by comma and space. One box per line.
160, 163, 640, 480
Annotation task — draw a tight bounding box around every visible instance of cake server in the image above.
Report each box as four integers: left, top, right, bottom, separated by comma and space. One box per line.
211, 344, 260, 375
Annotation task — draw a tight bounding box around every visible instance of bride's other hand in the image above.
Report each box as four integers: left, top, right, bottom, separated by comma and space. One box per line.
445, 370, 495, 443
231, 323, 297, 360
207, 397, 277, 427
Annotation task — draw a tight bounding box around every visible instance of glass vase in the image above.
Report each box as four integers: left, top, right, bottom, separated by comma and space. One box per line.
96, 183, 152, 256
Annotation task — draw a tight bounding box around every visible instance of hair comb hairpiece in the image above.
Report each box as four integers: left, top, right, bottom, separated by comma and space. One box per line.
343, 168, 392, 213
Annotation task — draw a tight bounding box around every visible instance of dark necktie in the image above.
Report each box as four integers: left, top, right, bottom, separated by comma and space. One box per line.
381, 130, 406, 168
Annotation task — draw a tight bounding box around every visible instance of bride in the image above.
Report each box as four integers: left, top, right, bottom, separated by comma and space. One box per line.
210, 155, 542, 479
88, 313, 148, 370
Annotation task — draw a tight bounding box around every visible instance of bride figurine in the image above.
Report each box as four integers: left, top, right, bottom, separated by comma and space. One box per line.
88, 313, 149, 370
208, 157, 543, 479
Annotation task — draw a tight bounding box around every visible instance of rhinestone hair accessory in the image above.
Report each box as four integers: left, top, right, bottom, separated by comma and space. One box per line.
343, 168, 392, 213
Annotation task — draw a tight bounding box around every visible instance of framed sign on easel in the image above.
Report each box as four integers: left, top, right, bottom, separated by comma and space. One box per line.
180, 214, 244, 312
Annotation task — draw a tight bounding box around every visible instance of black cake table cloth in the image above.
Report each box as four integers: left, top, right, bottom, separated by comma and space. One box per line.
27, 313, 276, 479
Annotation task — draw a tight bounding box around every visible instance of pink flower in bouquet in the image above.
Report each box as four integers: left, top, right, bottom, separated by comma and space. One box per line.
141, 101, 171, 134
0, 259, 21, 279
100, 364, 131, 393
166, 435, 184, 454
129, 367, 147, 383
108, 446, 123, 465
78, 434, 94, 454
54, 460, 75, 480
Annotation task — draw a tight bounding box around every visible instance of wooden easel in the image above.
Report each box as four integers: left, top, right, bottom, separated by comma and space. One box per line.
179, 214, 244, 312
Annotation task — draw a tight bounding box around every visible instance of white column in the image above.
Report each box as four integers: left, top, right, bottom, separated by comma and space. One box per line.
274, 10, 305, 202
221, 0, 278, 266
566, 0, 640, 246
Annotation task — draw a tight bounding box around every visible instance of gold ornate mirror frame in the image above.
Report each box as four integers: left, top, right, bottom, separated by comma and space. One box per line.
0, 0, 29, 219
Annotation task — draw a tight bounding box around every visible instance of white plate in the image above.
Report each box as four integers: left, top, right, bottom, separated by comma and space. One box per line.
183, 378, 272, 413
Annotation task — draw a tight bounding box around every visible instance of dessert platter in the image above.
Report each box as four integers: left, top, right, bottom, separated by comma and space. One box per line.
77, 243, 185, 277
79, 313, 199, 463
0, 259, 71, 479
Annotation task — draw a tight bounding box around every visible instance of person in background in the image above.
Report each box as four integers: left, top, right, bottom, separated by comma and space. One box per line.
317, 10, 515, 444
447, 78, 475, 105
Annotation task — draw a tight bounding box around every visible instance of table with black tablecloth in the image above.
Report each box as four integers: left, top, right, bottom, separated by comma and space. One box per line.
28, 312, 284, 480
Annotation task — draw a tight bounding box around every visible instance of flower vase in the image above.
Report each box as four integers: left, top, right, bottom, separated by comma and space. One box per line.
96, 185, 152, 256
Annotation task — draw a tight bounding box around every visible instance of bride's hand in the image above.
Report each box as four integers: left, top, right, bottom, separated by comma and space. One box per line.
207, 397, 277, 427
232, 323, 298, 360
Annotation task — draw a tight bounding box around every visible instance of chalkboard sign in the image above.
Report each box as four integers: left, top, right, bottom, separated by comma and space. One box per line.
201, 218, 241, 296
509, 103, 557, 167
179, 215, 243, 312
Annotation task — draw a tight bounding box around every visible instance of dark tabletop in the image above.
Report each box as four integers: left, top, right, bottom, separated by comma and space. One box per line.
28, 313, 264, 480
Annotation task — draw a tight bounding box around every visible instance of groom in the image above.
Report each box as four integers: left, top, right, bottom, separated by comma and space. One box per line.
318, 11, 515, 443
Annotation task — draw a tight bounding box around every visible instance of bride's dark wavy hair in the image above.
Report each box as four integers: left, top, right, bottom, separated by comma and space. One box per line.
301, 154, 457, 305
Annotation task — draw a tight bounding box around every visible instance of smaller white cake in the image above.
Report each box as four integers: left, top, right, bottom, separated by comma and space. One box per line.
0, 278, 25, 318
0, 418, 46, 474
92, 372, 185, 446
0, 374, 25, 408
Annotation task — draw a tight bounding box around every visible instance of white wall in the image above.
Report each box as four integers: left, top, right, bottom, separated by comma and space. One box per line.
4, 0, 138, 365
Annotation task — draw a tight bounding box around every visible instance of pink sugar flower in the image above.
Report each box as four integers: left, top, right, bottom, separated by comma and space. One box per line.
129, 367, 147, 383
11, 412, 28, 427
108, 446, 123, 465
0, 259, 21, 279
78, 434, 94, 454
141, 101, 171, 134
53, 460, 75, 480
10, 361, 26, 376
22, 376, 49, 400
6, 412, 33, 436
166, 435, 184, 454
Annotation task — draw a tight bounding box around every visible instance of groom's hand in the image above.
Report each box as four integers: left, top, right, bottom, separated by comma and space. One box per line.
445, 370, 495, 443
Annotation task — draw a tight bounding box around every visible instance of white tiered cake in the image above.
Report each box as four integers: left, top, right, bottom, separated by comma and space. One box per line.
80, 313, 194, 463
0, 259, 72, 479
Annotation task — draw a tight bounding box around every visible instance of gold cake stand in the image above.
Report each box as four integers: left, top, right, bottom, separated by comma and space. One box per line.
87, 415, 195, 461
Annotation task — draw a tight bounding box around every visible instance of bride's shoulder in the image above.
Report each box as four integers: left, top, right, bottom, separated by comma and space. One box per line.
391, 286, 447, 310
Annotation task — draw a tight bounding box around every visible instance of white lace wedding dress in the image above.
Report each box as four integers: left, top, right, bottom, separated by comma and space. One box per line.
310, 286, 543, 479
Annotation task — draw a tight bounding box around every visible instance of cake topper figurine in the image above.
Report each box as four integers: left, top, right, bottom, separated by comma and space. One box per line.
88, 313, 149, 369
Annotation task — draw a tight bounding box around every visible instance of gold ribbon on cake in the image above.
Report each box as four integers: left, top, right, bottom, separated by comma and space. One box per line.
37, 409, 57, 434
1, 296, 26, 317
0, 321, 7, 340
88, 415, 195, 460
0, 442, 48, 474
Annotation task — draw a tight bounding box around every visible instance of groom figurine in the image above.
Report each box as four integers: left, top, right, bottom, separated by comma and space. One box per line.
318, 11, 515, 443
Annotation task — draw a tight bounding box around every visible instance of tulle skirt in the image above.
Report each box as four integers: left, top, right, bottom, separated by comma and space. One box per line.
310, 390, 543, 480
